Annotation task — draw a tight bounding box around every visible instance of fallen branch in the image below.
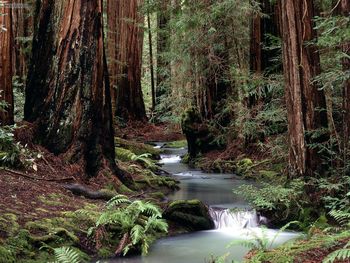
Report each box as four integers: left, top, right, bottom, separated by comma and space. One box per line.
3, 168, 75, 182
64, 184, 115, 201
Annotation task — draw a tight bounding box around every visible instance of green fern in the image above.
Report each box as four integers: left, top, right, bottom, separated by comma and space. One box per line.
116, 147, 158, 170
53, 247, 82, 263
90, 195, 168, 256
329, 210, 350, 227
323, 242, 350, 263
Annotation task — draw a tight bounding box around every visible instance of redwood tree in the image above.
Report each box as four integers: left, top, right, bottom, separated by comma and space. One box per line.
281, 0, 328, 178
25, 0, 130, 182
0, 1, 14, 125
108, 0, 147, 122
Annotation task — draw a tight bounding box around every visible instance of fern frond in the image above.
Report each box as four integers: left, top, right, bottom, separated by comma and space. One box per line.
329, 210, 350, 227
53, 247, 81, 263
141, 202, 162, 217
107, 195, 131, 209
323, 248, 350, 263
131, 225, 145, 245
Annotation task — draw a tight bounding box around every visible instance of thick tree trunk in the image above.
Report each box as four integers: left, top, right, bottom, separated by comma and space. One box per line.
281, 0, 328, 178
25, 0, 130, 182
0, 1, 14, 125
108, 0, 147, 121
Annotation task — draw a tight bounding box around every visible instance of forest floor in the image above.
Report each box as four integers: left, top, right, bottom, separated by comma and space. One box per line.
0, 122, 185, 262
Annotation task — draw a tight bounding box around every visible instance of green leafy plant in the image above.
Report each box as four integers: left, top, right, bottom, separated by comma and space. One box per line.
234, 179, 305, 212
323, 242, 350, 263
52, 247, 82, 263
88, 195, 168, 256
0, 125, 22, 168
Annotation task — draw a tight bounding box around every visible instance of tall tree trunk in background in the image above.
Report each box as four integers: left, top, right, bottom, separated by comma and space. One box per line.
0, 1, 14, 125
340, 0, 350, 156
11, 0, 33, 81
107, 0, 118, 114
249, 0, 281, 106
25, 0, 131, 183
156, 0, 170, 103
113, 0, 147, 122
147, 9, 156, 111
281, 0, 328, 178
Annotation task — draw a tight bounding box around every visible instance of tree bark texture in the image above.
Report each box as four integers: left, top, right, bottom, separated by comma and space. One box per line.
108, 0, 147, 122
0, 1, 14, 125
25, 0, 125, 180
281, 0, 328, 178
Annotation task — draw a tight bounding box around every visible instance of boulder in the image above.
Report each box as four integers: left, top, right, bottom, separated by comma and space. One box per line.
163, 200, 214, 231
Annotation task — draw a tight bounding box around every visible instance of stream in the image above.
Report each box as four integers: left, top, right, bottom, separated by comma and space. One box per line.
105, 145, 299, 263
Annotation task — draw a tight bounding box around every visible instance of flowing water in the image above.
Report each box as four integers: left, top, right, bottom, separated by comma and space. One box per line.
104, 145, 299, 263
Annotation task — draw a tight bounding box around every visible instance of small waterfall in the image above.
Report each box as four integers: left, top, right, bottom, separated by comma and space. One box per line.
209, 207, 264, 229
159, 155, 182, 164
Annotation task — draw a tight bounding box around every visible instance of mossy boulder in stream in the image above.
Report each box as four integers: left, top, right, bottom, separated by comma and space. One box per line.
164, 200, 214, 231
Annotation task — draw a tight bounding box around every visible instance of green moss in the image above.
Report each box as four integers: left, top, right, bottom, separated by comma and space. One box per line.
149, 192, 166, 200
30, 228, 79, 245
37, 193, 67, 207
0, 213, 19, 236
164, 140, 187, 148
0, 246, 15, 263
117, 184, 134, 194
115, 137, 161, 157
164, 200, 214, 231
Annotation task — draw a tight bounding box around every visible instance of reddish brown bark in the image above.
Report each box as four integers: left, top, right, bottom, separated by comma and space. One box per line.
0, 1, 14, 125
281, 0, 328, 178
107, 0, 117, 114
108, 0, 147, 122
25, 0, 131, 183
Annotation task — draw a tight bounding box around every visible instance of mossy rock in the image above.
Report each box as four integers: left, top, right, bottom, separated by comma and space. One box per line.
163, 140, 187, 149
115, 137, 161, 158
164, 200, 214, 231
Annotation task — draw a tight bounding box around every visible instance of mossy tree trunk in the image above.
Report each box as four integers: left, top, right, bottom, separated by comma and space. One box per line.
25, 0, 131, 183
109, 0, 147, 122
0, 1, 14, 125
281, 0, 328, 178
